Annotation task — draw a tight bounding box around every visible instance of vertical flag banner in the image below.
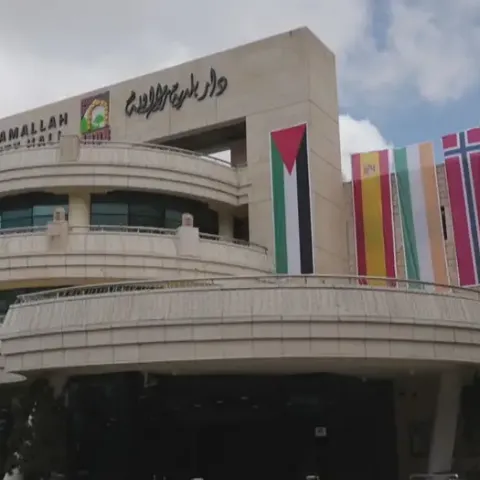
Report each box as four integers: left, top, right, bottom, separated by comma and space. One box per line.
443, 127, 480, 286
351, 150, 396, 284
270, 123, 314, 274
394, 142, 448, 287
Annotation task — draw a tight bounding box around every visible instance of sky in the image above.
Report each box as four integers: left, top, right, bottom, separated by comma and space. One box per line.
0, 0, 479, 179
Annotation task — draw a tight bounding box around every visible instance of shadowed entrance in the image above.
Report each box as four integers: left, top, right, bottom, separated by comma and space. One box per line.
67, 373, 398, 480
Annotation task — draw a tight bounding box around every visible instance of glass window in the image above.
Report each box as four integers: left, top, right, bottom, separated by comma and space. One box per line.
2, 216, 32, 229
33, 204, 68, 227
33, 205, 57, 216
441, 206, 448, 240
91, 214, 128, 226
89, 190, 219, 235
91, 202, 128, 215
33, 216, 52, 227
129, 215, 161, 228
2, 208, 31, 220
165, 208, 183, 229
0, 193, 68, 229
129, 202, 158, 217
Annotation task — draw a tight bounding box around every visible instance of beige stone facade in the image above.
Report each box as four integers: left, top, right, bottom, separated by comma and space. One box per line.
0, 27, 345, 276
0, 27, 477, 480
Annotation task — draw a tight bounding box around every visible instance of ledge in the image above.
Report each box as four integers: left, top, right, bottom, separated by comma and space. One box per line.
0, 224, 271, 288
0, 139, 243, 205
2, 275, 480, 375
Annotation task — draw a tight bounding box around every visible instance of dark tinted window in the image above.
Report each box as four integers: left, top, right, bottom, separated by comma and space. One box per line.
90, 191, 218, 235
0, 193, 69, 229
441, 205, 448, 240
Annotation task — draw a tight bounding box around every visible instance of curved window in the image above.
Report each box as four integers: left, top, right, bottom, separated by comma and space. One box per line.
0, 193, 69, 229
90, 191, 218, 234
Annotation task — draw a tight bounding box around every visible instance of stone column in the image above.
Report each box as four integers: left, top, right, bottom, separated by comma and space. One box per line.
428, 370, 463, 474
68, 191, 91, 232
58, 134, 80, 162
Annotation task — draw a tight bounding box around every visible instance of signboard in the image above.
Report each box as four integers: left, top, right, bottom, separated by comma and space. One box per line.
0, 113, 68, 152
124, 67, 228, 119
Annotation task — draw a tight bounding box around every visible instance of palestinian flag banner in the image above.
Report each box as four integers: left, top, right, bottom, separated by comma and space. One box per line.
270, 123, 314, 274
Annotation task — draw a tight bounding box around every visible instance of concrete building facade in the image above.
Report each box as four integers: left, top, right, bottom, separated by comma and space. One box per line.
0, 27, 477, 480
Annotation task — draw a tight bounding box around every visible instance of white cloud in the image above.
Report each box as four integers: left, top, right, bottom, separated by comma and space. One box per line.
0, 0, 371, 118
339, 115, 392, 180
0, 43, 191, 119
0, 0, 478, 116
345, 0, 480, 103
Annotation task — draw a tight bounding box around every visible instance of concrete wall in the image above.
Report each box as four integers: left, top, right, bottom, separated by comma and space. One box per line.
0, 27, 346, 277
0, 222, 271, 290
3, 278, 480, 374
0, 140, 241, 204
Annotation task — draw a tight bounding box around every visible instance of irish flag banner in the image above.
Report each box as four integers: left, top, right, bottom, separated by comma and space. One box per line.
351, 150, 396, 284
394, 143, 448, 287
270, 123, 314, 274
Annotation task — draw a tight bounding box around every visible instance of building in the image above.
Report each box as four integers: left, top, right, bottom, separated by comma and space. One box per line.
0, 27, 478, 480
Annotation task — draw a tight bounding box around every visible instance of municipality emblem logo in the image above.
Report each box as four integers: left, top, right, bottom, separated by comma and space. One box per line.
80, 91, 111, 141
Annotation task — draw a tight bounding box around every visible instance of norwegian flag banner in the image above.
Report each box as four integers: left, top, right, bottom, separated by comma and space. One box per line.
443, 127, 480, 286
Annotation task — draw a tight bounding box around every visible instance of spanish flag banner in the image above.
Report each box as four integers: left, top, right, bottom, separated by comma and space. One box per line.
351, 150, 396, 284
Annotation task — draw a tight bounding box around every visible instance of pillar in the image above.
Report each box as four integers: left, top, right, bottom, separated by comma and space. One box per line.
68, 191, 90, 232
428, 370, 463, 474
58, 134, 80, 163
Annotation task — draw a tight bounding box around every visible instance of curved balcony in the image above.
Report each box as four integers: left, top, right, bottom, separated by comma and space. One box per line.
0, 139, 242, 205
1, 275, 480, 375
0, 342, 25, 384
0, 224, 270, 288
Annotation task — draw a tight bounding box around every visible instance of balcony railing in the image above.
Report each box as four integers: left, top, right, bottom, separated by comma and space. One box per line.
0, 139, 245, 167
79, 140, 238, 166
0, 225, 48, 235
198, 231, 264, 251
13, 274, 480, 305
0, 224, 266, 252
86, 224, 176, 236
